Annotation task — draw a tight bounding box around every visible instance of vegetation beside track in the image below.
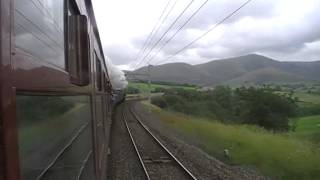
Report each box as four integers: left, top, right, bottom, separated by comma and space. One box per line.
143, 102, 320, 180
141, 83, 320, 179
151, 86, 297, 131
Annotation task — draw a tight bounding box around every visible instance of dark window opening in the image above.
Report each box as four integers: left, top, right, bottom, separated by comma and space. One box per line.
66, 0, 80, 73
96, 56, 102, 91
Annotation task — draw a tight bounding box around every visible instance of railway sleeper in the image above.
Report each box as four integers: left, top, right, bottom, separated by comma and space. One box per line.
142, 156, 172, 163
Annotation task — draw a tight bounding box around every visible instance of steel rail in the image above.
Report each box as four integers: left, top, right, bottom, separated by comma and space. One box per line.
36, 122, 90, 180
76, 150, 93, 180
126, 104, 197, 180
122, 105, 151, 180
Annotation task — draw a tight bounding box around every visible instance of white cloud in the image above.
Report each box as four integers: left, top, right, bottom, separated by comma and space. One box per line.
92, 0, 320, 70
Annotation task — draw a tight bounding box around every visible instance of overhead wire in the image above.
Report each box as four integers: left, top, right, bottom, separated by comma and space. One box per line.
154, 0, 253, 66
131, 0, 172, 68
145, 0, 210, 66
134, 0, 195, 69
141, 0, 180, 55
132, 0, 179, 69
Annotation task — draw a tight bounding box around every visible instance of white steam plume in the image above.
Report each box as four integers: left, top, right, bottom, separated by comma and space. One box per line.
105, 57, 128, 90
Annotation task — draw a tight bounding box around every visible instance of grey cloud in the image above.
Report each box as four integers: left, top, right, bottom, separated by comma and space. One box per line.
102, 0, 320, 69
203, 13, 320, 59
186, 0, 277, 29
261, 39, 320, 61
131, 0, 279, 62
104, 44, 137, 65
187, 0, 320, 62
130, 30, 193, 65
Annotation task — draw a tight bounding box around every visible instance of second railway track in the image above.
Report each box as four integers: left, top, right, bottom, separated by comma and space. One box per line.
122, 103, 197, 180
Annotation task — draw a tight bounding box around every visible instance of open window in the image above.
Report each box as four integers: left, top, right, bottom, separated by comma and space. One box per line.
67, 1, 90, 86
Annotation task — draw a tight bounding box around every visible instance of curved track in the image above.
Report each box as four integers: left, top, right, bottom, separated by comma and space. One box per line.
122, 103, 197, 180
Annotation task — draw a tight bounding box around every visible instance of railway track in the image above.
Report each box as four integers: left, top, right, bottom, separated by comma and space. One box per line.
122, 104, 197, 180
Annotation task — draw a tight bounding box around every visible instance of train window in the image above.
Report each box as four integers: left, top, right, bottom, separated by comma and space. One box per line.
96, 57, 102, 91
16, 95, 95, 180
103, 73, 107, 92
14, 0, 65, 68
66, 0, 79, 75
68, 0, 80, 15
67, 1, 90, 86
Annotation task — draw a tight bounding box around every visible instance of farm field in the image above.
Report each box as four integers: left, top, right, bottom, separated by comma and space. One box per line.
127, 81, 197, 94
142, 101, 320, 180
293, 92, 320, 104
290, 115, 320, 142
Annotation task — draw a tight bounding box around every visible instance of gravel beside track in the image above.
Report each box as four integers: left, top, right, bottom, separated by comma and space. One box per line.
131, 101, 271, 180
124, 104, 195, 180
106, 104, 147, 180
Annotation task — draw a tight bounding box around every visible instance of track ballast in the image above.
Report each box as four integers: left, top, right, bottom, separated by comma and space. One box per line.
122, 104, 197, 180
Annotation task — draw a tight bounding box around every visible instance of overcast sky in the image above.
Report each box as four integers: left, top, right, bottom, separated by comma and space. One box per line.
92, 0, 320, 70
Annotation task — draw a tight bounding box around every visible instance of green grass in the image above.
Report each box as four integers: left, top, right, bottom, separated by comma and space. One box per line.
128, 82, 196, 94
274, 91, 320, 107
294, 92, 320, 104
143, 102, 320, 180
290, 115, 320, 142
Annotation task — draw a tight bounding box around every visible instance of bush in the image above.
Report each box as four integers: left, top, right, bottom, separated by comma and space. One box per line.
126, 86, 140, 94
234, 87, 296, 131
151, 96, 167, 108
152, 87, 166, 93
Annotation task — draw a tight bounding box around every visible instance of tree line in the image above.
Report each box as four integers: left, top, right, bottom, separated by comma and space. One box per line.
151, 86, 298, 131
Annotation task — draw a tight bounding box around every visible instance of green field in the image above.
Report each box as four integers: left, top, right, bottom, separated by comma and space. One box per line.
128, 82, 196, 93
142, 102, 320, 180
290, 115, 320, 142
294, 92, 320, 104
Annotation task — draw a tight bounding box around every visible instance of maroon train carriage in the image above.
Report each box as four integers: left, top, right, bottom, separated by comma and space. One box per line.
0, 0, 117, 179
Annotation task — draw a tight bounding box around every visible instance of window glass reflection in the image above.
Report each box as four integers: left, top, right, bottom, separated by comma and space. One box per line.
14, 0, 65, 68
16, 95, 94, 180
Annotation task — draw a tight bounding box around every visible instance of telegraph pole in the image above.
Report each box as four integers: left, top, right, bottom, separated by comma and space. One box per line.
148, 64, 152, 107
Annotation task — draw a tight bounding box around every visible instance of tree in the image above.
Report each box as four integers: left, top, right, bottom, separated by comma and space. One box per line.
235, 87, 296, 131
126, 86, 140, 94
210, 86, 233, 109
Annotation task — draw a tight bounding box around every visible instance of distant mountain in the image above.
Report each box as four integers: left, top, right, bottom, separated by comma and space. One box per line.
127, 54, 320, 86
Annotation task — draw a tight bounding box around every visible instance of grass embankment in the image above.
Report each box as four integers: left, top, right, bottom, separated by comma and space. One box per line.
128, 82, 196, 93
142, 102, 320, 180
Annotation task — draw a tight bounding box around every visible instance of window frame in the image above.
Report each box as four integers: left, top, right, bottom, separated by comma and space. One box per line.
66, 0, 90, 86
65, 0, 81, 71
95, 54, 102, 92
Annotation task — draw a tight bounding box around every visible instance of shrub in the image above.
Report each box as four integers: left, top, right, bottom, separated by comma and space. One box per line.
151, 96, 167, 108
126, 86, 140, 94
152, 87, 166, 93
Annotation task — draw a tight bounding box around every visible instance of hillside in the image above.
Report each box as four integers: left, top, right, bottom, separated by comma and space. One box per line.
127, 63, 209, 85
128, 54, 320, 86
